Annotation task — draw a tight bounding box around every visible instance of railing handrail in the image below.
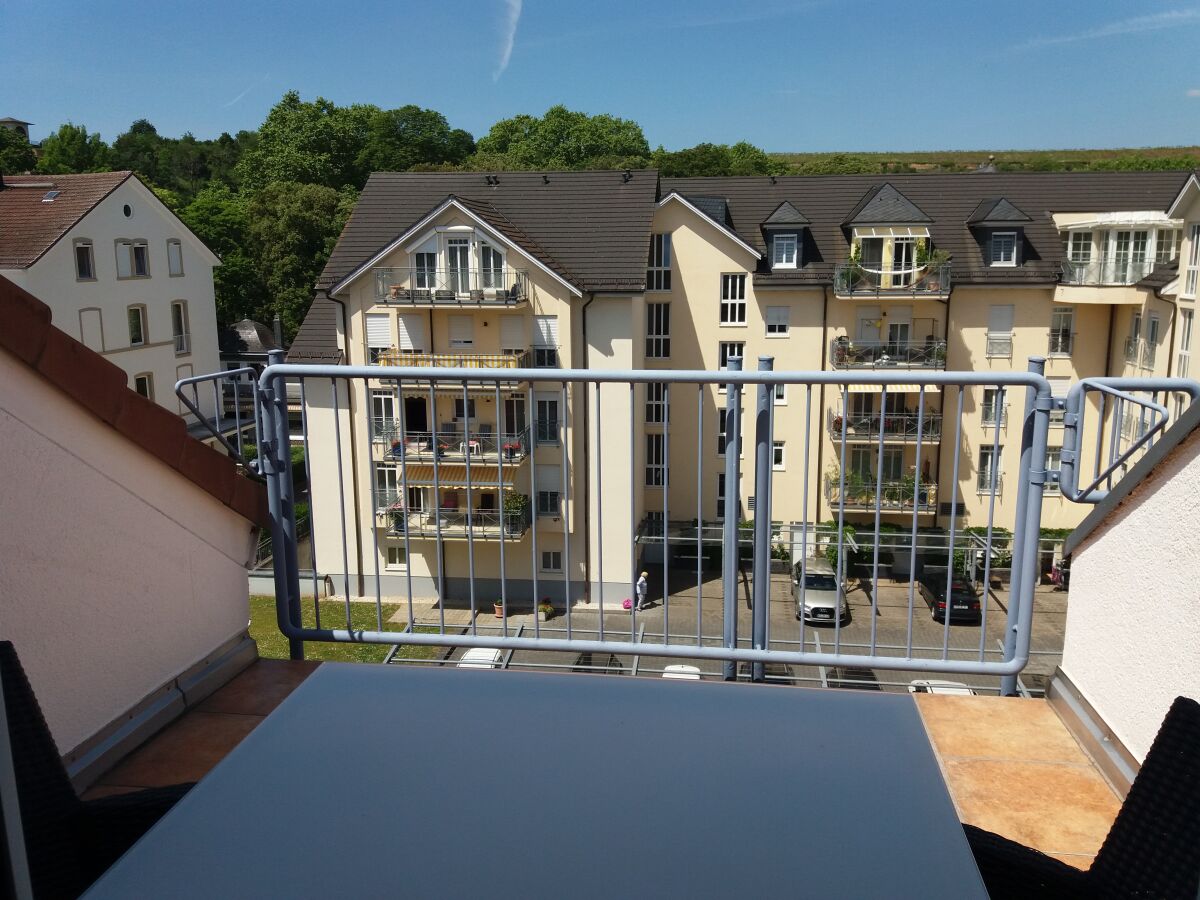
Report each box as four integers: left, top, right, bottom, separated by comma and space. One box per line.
175, 367, 262, 467
833, 261, 952, 295
373, 266, 529, 302
1060, 256, 1158, 286
374, 349, 535, 369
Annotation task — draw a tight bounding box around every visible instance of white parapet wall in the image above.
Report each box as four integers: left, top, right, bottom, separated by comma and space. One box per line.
0, 347, 257, 758
1061, 418, 1200, 763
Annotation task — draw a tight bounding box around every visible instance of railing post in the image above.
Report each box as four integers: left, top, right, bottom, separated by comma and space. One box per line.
262, 349, 304, 661
750, 358, 774, 683
722, 357, 743, 682
1000, 356, 1045, 695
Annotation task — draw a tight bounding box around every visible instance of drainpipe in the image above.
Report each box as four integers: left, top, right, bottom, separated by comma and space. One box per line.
580, 293, 596, 602
1104, 304, 1117, 377
325, 290, 366, 597
936, 283, 952, 527
817, 286, 830, 524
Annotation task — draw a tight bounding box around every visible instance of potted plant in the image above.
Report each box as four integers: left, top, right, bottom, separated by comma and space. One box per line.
493, 600, 504, 618
538, 599, 554, 622
502, 491, 530, 534
502, 441, 520, 460
389, 439, 403, 459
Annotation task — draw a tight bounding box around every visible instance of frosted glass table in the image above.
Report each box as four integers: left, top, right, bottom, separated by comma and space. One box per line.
86, 664, 986, 898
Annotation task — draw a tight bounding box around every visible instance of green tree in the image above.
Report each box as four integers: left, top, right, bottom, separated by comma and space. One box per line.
36, 123, 111, 173
234, 91, 373, 191
181, 184, 264, 325
245, 181, 357, 337
0, 128, 37, 174
787, 153, 878, 176
473, 105, 649, 170
111, 119, 169, 184
651, 141, 784, 177
356, 105, 474, 172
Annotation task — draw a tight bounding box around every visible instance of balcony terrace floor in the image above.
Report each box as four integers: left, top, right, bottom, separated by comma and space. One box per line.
81, 649, 1119, 874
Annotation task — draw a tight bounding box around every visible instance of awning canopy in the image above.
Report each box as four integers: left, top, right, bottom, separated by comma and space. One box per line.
843, 383, 941, 394
396, 464, 517, 487
851, 225, 931, 239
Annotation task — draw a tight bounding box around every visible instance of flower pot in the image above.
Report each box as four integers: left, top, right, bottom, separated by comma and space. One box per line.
493, 602, 504, 618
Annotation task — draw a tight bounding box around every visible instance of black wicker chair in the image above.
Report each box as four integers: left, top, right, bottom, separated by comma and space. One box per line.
0, 641, 193, 898
965, 695, 1200, 899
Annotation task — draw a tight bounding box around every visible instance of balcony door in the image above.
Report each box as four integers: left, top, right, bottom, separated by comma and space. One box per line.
861, 238, 884, 270
503, 397, 526, 437
891, 238, 915, 286
447, 237, 470, 293
403, 396, 428, 436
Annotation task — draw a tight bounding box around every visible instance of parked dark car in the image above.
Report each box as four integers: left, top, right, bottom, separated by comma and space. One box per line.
917, 577, 982, 623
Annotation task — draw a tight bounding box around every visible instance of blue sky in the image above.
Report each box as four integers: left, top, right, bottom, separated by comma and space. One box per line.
5, 0, 1200, 152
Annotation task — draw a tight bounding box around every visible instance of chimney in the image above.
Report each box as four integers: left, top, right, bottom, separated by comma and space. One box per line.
273, 314, 283, 349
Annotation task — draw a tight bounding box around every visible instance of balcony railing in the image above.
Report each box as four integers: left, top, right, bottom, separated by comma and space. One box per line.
1124, 337, 1139, 365
823, 475, 938, 512
828, 409, 943, 441
985, 333, 1013, 358
1047, 331, 1074, 355
833, 262, 951, 297
375, 491, 532, 540
173, 332, 191, 354
830, 338, 947, 370
373, 267, 529, 305
374, 349, 534, 370
1060, 257, 1157, 286
373, 426, 531, 463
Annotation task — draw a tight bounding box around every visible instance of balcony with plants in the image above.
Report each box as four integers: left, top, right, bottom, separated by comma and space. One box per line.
830, 335, 947, 370
823, 467, 938, 512
372, 423, 532, 464
834, 242, 952, 298
373, 266, 529, 306
375, 488, 532, 540
827, 407, 943, 443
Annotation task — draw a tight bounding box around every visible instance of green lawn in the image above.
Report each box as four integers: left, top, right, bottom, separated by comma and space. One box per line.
249, 595, 447, 664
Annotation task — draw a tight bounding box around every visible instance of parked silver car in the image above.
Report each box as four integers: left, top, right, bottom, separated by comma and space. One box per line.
793, 558, 850, 624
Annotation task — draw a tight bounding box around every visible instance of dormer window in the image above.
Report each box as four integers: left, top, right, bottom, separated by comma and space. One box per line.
772, 233, 798, 269
990, 232, 1018, 267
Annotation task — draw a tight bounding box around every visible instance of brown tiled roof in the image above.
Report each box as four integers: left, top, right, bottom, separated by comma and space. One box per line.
662, 171, 1192, 283
317, 170, 659, 294
287, 294, 343, 363
0, 172, 132, 268
1138, 261, 1179, 291
0, 275, 268, 526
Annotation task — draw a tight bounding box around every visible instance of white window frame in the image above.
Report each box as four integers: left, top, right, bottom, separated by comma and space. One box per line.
718, 341, 744, 370
1184, 225, 1200, 298
647, 233, 672, 291
134, 372, 153, 400
1043, 448, 1062, 495
771, 233, 798, 270
365, 312, 392, 364
765, 306, 789, 337
386, 546, 407, 570
719, 274, 747, 326
1155, 228, 1181, 265
773, 383, 787, 406
371, 389, 397, 436
772, 441, 785, 471
645, 383, 669, 425
645, 433, 667, 487
1048, 306, 1073, 356
171, 300, 190, 354
981, 388, 1006, 427
990, 231, 1017, 267
646, 302, 671, 358
540, 550, 563, 572
535, 395, 559, 444
1178, 309, 1193, 379
986, 305, 1014, 358
1144, 314, 1160, 369
977, 445, 1002, 494
127, 304, 146, 346
1068, 231, 1093, 263
166, 239, 184, 277
74, 239, 95, 281
536, 489, 561, 518
1047, 377, 1071, 426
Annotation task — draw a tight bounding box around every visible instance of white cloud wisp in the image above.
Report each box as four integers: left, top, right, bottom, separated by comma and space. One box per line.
494, 0, 522, 81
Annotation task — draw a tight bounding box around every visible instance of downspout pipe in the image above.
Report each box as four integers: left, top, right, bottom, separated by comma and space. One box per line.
325, 290, 366, 597
580, 293, 596, 602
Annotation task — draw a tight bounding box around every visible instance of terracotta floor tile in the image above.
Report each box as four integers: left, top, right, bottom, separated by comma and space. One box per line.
96, 712, 262, 788
916, 694, 1091, 764
944, 757, 1120, 857
195, 658, 319, 716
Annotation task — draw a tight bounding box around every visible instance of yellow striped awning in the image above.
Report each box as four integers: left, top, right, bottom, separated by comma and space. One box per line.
843, 383, 940, 394
395, 464, 517, 487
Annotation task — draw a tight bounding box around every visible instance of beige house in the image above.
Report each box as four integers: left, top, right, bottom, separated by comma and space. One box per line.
291, 169, 1198, 607
0, 171, 222, 429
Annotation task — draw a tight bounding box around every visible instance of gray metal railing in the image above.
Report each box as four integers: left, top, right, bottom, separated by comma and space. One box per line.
1060, 257, 1157, 286
833, 262, 951, 296
374, 267, 529, 304
374, 425, 531, 462
175, 364, 265, 467
828, 409, 943, 441
830, 338, 947, 370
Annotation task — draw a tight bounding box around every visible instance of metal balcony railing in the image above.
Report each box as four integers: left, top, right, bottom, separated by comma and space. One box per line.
238, 359, 1198, 693
373, 267, 529, 305
1124, 337, 1140, 365
374, 349, 534, 370
986, 333, 1013, 358
823, 475, 938, 511
1060, 257, 1157, 286
830, 338, 947, 370
173, 332, 191, 354
1047, 331, 1074, 356
373, 425, 531, 463
833, 262, 951, 296
827, 409, 943, 441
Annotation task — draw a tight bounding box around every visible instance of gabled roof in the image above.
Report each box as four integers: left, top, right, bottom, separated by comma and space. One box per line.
1166, 172, 1200, 218
844, 183, 931, 226
317, 170, 658, 295
219, 319, 280, 356
0, 172, 131, 268
1137, 261, 1179, 292
763, 200, 809, 227
684, 195, 729, 228
966, 197, 1032, 226
0, 275, 267, 525
287, 296, 342, 363
658, 192, 761, 260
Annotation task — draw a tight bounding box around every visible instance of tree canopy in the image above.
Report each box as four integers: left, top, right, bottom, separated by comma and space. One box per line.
474, 105, 650, 170
0, 128, 37, 174
37, 123, 111, 174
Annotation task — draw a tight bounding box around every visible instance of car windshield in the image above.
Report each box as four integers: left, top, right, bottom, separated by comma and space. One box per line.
804, 574, 838, 590
950, 584, 976, 600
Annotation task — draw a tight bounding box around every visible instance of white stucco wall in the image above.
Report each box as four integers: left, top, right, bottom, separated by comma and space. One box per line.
1061, 423, 1200, 761
0, 348, 255, 753
0, 177, 221, 421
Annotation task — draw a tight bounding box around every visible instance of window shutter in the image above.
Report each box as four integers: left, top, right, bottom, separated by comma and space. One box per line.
396, 314, 423, 351
889, 305, 913, 326
500, 316, 526, 350
988, 305, 1014, 333
1047, 376, 1071, 398
365, 313, 391, 348
448, 315, 474, 347
533, 315, 558, 348
116, 242, 132, 278
167, 240, 183, 275
536, 464, 561, 491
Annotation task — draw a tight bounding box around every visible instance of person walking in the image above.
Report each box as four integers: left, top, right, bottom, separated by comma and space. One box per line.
636, 571, 649, 611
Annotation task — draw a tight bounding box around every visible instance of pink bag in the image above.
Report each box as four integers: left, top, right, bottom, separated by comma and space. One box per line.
622, 598, 632, 610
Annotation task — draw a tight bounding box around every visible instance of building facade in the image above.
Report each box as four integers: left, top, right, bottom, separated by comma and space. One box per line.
292, 169, 1198, 606
0, 171, 222, 425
